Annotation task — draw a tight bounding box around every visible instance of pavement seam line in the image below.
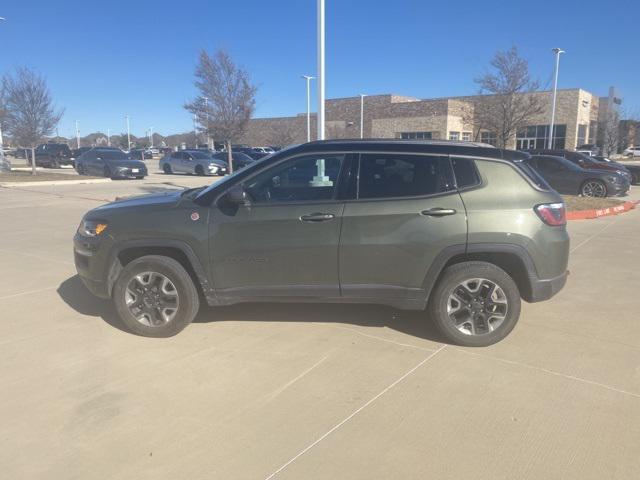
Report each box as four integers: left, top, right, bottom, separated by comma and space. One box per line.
570, 216, 621, 253
0, 247, 75, 266
0, 285, 58, 301
263, 344, 446, 480
454, 348, 640, 399
264, 355, 331, 402
325, 324, 435, 351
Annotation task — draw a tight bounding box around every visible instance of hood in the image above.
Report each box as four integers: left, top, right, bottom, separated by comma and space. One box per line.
106, 159, 147, 169
92, 189, 184, 213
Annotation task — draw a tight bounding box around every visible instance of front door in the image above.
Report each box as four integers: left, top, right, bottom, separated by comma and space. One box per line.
209, 153, 347, 300
339, 153, 467, 302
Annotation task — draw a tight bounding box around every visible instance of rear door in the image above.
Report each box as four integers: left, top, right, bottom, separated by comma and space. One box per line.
339, 153, 467, 303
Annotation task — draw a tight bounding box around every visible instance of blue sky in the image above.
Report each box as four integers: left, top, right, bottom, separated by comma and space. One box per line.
1, 0, 638, 137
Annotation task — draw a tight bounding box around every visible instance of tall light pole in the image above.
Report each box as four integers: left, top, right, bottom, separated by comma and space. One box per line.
107, 128, 110, 146
193, 114, 198, 147
317, 0, 325, 140
125, 115, 131, 151
75, 120, 80, 148
548, 47, 565, 149
203, 97, 211, 149
149, 126, 153, 148
359, 94, 367, 139
302, 76, 315, 142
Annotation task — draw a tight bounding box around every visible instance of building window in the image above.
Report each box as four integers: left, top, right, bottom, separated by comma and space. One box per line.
588, 121, 597, 144
516, 124, 566, 150
461, 132, 472, 141
577, 124, 587, 147
449, 131, 460, 141
400, 132, 433, 140
480, 131, 497, 146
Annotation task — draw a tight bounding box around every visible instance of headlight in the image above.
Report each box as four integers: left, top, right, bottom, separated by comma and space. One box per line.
78, 219, 108, 237
209, 165, 218, 172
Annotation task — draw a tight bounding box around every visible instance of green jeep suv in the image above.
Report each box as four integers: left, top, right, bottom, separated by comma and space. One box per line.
74, 140, 569, 346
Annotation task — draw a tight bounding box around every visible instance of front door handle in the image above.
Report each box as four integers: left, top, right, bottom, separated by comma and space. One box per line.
421, 208, 457, 217
300, 213, 335, 222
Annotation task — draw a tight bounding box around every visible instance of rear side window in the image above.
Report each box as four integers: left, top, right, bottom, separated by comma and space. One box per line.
451, 157, 481, 189
358, 154, 453, 199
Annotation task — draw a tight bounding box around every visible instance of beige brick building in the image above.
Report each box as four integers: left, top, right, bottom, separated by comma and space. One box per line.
240, 88, 618, 151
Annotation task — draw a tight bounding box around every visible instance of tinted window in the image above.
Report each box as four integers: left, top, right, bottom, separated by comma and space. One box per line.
245, 154, 344, 203
189, 151, 210, 159
451, 157, 481, 188
358, 154, 453, 199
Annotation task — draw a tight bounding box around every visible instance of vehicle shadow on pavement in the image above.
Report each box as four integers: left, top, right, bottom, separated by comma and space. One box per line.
57, 275, 446, 343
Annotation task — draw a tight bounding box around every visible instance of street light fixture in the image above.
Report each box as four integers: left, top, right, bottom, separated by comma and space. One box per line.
302, 76, 315, 142
75, 120, 80, 149
359, 94, 367, 139
548, 47, 565, 149
317, 0, 325, 140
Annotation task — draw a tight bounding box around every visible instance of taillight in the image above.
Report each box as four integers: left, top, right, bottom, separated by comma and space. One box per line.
535, 203, 566, 226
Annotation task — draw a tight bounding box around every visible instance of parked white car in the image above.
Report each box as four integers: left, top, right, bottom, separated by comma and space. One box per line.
623, 146, 640, 157
252, 146, 275, 154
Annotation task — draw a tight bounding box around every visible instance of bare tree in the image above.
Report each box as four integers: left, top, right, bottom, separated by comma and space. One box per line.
471, 46, 545, 148
2, 67, 64, 174
185, 50, 257, 172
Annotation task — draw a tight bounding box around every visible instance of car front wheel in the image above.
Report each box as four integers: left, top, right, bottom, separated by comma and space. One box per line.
113, 255, 200, 337
581, 180, 607, 197
428, 261, 521, 347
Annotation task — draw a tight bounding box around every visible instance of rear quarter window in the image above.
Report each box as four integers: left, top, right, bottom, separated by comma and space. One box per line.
513, 159, 552, 190
451, 157, 481, 189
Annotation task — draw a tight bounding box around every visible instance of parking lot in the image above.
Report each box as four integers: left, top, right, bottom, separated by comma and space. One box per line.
1, 167, 639, 479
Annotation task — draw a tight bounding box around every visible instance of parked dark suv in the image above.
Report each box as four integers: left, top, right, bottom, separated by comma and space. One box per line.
74, 140, 569, 346
34, 143, 74, 168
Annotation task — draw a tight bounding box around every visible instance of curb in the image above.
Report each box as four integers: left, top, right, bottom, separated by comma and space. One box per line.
0, 178, 111, 187
567, 201, 637, 221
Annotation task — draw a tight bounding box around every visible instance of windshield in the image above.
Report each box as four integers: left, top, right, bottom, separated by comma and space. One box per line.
98, 150, 130, 160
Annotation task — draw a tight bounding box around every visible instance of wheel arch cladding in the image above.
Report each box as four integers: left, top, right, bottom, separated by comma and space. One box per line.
110, 241, 215, 303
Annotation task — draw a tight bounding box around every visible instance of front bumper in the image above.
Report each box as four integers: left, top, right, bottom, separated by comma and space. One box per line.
528, 270, 568, 302
112, 167, 147, 178
73, 233, 115, 298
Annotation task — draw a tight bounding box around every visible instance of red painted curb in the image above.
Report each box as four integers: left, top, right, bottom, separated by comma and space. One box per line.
566, 201, 637, 221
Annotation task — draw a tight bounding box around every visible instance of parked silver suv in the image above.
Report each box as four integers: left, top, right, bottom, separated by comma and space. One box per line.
160, 150, 228, 176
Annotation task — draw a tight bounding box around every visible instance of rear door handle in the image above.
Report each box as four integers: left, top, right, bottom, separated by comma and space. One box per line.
420, 208, 457, 217
300, 213, 335, 222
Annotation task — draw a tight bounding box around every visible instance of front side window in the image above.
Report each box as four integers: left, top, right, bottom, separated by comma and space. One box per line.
358, 154, 453, 199
245, 154, 344, 203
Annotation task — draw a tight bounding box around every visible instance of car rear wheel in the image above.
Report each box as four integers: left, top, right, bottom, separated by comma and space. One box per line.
195, 165, 205, 176
103, 166, 113, 179
163, 163, 172, 174
581, 180, 607, 198
113, 255, 200, 337
428, 261, 521, 347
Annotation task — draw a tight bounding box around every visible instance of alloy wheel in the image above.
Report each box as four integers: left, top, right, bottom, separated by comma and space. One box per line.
446, 278, 508, 335
125, 272, 179, 327
581, 181, 606, 198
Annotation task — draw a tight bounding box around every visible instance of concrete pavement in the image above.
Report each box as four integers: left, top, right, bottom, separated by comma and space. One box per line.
0, 177, 638, 479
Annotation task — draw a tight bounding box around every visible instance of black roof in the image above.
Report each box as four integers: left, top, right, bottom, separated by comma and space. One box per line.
297, 139, 528, 161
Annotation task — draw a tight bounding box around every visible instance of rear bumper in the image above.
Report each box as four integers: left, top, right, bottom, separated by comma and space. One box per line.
528, 270, 568, 302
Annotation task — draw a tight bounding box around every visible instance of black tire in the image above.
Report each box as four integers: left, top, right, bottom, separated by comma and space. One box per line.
195, 165, 205, 176
112, 255, 200, 337
580, 179, 607, 198
103, 166, 112, 179
428, 261, 521, 347
135, 176, 144, 180
163, 163, 172, 174
76, 163, 84, 175
51, 158, 60, 169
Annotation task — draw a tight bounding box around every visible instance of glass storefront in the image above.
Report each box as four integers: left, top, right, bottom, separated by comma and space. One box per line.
516, 124, 566, 150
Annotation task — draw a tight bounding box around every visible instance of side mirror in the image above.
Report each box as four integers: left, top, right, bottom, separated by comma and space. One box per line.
223, 184, 250, 206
